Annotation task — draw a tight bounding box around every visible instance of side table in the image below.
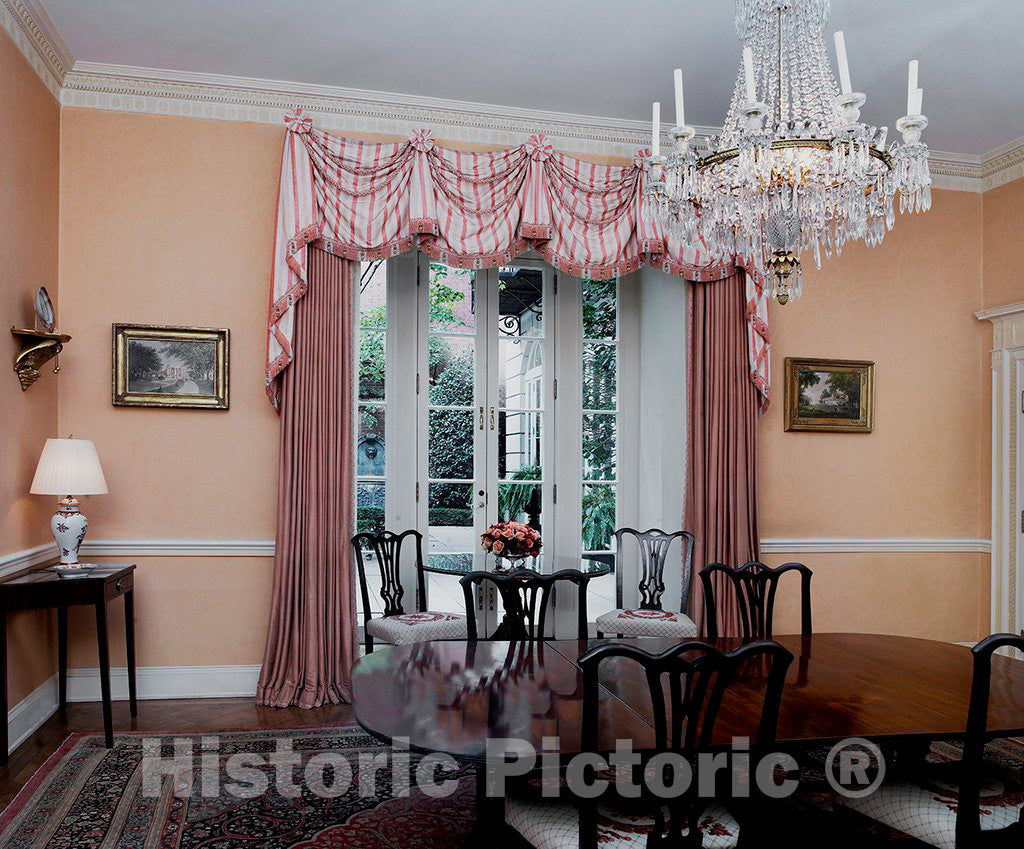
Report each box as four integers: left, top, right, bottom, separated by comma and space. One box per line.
0, 562, 137, 764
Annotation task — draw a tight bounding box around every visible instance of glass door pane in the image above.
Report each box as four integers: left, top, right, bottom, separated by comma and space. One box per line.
495, 265, 548, 573
357, 260, 388, 617
581, 278, 618, 621
424, 262, 480, 615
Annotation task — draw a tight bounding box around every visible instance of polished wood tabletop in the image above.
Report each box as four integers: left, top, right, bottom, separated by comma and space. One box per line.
350, 633, 1024, 761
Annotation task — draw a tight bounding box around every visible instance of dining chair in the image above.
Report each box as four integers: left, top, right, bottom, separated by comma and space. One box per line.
835, 633, 1024, 848
594, 527, 698, 639
352, 529, 467, 652
504, 638, 794, 849
459, 567, 594, 640
700, 560, 813, 640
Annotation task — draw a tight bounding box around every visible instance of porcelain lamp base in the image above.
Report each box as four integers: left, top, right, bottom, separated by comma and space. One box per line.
51, 496, 89, 566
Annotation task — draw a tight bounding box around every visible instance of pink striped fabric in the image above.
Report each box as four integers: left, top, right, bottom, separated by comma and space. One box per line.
266, 109, 771, 410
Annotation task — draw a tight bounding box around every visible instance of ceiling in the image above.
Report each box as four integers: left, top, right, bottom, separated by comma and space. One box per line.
42, 0, 1024, 154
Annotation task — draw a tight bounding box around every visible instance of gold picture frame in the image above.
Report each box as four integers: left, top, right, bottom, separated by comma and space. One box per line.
784, 357, 874, 433
112, 324, 229, 409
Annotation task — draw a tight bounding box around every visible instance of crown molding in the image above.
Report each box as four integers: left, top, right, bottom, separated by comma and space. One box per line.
58, 61, 1024, 193
61, 60, 721, 160
976, 300, 1024, 323
979, 134, 1024, 191
4, 0, 1021, 190
0, 0, 70, 98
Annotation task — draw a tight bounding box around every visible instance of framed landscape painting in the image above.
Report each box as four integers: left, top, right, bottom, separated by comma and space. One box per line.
112, 324, 229, 409
784, 357, 874, 433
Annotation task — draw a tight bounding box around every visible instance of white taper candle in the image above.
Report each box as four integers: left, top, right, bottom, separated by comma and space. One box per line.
743, 47, 756, 101
914, 87, 924, 115
674, 68, 685, 127
833, 31, 852, 95
907, 60, 918, 114
652, 101, 660, 157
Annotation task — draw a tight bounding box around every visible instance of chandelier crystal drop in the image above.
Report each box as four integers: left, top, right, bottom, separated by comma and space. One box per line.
645, 0, 931, 304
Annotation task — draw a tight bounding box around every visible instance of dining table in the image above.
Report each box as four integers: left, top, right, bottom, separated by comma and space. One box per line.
351, 632, 1024, 761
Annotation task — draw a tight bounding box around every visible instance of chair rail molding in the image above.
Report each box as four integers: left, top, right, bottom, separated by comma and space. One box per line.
977, 300, 1024, 635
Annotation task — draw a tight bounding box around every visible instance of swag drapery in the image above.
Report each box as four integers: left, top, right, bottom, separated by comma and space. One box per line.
258, 111, 767, 705
265, 109, 771, 410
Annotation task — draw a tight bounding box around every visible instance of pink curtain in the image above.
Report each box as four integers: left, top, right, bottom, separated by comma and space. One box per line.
685, 273, 761, 637
256, 247, 358, 708
266, 109, 771, 410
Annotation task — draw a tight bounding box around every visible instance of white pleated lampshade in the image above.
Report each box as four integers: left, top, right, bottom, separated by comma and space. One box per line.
30, 438, 108, 496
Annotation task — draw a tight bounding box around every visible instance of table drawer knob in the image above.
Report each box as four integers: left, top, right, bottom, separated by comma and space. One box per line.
115, 580, 123, 593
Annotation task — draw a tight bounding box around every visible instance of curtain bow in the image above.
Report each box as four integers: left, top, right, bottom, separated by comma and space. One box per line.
634, 148, 651, 169
284, 108, 313, 135
526, 133, 553, 161
408, 128, 434, 152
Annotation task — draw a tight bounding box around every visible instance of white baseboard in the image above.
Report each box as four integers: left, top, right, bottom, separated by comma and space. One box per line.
7, 674, 59, 755
4, 664, 262, 756
66, 664, 262, 702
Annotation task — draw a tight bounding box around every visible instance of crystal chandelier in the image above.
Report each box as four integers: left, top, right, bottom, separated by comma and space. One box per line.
645, 0, 931, 304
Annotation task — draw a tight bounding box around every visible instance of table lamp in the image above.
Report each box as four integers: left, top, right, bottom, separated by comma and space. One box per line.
30, 438, 108, 567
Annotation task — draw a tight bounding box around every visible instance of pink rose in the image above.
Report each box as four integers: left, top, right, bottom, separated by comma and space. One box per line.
493, 540, 505, 554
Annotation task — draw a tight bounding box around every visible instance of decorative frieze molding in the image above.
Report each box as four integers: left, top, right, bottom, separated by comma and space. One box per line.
53, 62, 1020, 192
3, 0, 1021, 189
0, 0, 71, 98
60, 61, 722, 160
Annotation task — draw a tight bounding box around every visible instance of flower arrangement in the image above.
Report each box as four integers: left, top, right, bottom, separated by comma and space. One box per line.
480, 521, 542, 559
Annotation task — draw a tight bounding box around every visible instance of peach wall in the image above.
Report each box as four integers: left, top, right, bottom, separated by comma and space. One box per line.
758, 189, 990, 643
0, 30, 61, 705
57, 110, 283, 669
52, 105, 1003, 672
982, 178, 1024, 310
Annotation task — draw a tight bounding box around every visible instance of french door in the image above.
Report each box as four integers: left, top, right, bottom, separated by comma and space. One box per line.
416, 259, 555, 634
356, 254, 629, 637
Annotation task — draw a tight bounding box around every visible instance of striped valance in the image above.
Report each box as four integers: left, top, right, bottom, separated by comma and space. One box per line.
267, 109, 770, 409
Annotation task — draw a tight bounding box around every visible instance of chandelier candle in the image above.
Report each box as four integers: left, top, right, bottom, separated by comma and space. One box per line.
674, 68, 685, 126
742, 46, 756, 101
833, 31, 852, 94
644, 0, 932, 305
907, 60, 918, 114
651, 101, 660, 156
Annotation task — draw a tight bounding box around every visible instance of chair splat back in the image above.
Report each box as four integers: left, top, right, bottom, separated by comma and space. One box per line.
460, 567, 594, 640
957, 632, 1024, 845
575, 639, 793, 847
352, 530, 426, 621
614, 527, 695, 613
700, 560, 813, 639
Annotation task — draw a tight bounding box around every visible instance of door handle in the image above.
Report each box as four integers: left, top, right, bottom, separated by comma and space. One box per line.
479, 405, 484, 430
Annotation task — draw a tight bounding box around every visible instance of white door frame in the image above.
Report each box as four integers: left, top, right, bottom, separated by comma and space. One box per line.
977, 299, 1024, 637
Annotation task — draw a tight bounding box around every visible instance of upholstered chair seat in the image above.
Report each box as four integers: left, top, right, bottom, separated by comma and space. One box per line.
595, 528, 696, 639
364, 611, 467, 645
593, 607, 698, 638
506, 795, 740, 849
836, 766, 1024, 849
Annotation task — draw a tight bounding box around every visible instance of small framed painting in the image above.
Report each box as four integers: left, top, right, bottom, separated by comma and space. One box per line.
784, 357, 874, 433
112, 324, 229, 409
